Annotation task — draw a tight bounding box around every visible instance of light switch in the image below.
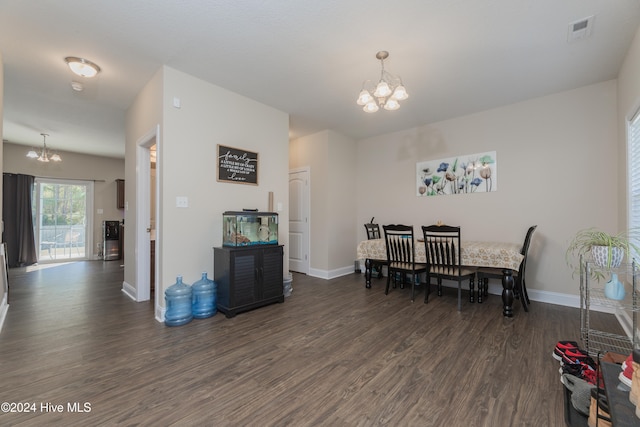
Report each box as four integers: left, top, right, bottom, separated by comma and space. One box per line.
277, 202, 283, 212
176, 196, 188, 208
97, 208, 104, 214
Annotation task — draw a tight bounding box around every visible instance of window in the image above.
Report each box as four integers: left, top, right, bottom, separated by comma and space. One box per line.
32, 178, 94, 261
629, 110, 640, 248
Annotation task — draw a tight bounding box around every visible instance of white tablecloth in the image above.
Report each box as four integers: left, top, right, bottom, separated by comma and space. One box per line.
357, 239, 523, 271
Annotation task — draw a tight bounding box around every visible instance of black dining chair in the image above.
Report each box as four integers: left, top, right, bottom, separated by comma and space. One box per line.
364, 219, 386, 279
382, 224, 427, 302
476, 225, 537, 312
422, 224, 476, 311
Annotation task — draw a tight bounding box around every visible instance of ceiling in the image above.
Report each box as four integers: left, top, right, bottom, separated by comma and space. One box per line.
1, 0, 640, 159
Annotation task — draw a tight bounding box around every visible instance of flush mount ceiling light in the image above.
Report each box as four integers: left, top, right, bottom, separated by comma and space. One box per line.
356, 51, 409, 113
26, 133, 62, 162
65, 56, 101, 78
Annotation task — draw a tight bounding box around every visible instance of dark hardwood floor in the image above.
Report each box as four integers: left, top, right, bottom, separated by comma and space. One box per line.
0, 261, 623, 426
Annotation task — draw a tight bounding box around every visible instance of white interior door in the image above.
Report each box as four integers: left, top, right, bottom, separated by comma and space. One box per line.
288, 168, 309, 274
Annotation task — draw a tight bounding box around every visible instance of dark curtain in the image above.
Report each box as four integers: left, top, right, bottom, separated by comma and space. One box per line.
2, 173, 37, 267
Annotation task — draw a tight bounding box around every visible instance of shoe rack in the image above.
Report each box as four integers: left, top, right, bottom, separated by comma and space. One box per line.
580, 259, 639, 357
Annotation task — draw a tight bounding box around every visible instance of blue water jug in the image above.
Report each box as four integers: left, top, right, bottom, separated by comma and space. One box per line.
165, 275, 193, 326
192, 272, 217, 319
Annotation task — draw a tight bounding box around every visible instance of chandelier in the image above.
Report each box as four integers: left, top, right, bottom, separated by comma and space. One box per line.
26, 133, 62, 162
356, 51, 409, 113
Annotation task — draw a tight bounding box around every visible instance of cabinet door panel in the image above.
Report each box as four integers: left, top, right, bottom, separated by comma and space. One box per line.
261, 246, 283, 299
232, 252, 258, 305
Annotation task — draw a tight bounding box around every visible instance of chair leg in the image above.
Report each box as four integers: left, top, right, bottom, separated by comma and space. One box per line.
437, 278, 443, 296
518, 277, 529, 312
483, 278, 489, 297
457, 280, 462, 311
522, 278, 530, 304
385, 270, 391, 295
411, 273, 416, 302
425, 274, 431, 303
469, 276, 475, 303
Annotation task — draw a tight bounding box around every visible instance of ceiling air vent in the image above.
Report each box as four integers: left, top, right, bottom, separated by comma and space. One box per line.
567, 15, 595, 42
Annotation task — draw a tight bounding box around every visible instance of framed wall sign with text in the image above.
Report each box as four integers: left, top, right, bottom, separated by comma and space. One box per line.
217, 144, 259, 185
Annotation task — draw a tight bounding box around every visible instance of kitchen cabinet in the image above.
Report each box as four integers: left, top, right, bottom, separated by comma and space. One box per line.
116, 179, 125, 209
213, 245, 284, 318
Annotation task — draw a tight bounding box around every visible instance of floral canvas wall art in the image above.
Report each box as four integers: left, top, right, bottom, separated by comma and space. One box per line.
416, 151, 497, 197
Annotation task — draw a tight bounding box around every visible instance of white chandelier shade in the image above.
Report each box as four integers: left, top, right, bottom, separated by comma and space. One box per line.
356, 51, 409, 113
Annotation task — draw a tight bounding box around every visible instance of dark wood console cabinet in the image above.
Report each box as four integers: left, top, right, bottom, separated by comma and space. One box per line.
213, 245, 284, 318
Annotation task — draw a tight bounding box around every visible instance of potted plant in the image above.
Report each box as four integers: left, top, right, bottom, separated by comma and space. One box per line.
565, 227, 640, 281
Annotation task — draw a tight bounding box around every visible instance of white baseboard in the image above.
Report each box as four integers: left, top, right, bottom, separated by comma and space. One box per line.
121, 281, 137, 301
308, 265, 354, 280
0, 293, 8, 334
155, 305, 165, 323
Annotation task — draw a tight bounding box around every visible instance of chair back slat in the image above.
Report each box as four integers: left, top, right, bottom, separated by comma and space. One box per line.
382, 224, 415, 264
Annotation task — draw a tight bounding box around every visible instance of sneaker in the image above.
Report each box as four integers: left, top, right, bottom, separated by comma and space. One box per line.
560, 363, 584, 376
562, 348, 593, 366
581, 367, 598, 386
631, 349, 640, 405
553, 340, 579, 362
560, 362, 598, 386
620, 354, 634, 388
560, 363, 582, 384
622, 353, 633, 371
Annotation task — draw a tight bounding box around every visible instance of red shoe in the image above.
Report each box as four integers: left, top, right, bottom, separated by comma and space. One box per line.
561, 347, 591, 366
552, 340, 579, 362
620, 353, 633, 388
581, 366, 598, 386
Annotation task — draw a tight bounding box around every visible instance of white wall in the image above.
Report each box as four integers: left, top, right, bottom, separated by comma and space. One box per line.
290, 131, 329, 271
289, 129, 358, 277
327, 130, 358, 274
356, 80, 619, 302
124, 68, 163, 294
3, 142, 125, 257
125, 66, 290, 317
618, 25, 640, 230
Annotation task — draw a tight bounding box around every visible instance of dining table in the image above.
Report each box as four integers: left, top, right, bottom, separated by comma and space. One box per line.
356, 238, 524, 317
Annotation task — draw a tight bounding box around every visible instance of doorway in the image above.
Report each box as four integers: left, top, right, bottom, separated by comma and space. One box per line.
135, 126, 159, 312
32, 178, 93, 262
288, 168, 310, 274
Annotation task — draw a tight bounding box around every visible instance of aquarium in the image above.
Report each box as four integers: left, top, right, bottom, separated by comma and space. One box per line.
222, 211, 278, 247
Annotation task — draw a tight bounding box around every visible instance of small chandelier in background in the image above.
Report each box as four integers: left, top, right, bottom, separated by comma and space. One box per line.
356, 51, 409, 113
26, 133, 62, 162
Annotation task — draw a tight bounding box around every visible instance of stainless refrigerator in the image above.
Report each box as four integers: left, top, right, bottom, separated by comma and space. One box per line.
103, 220, 121, 260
